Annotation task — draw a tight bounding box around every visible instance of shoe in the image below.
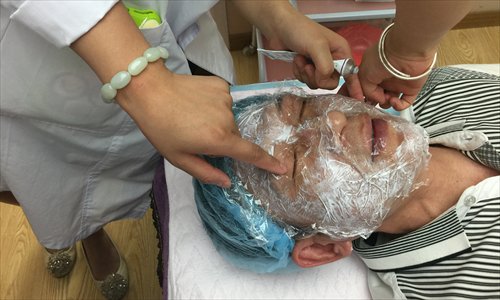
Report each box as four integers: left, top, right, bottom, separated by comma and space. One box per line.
82, 235, 129, 300
45, 245, 77, 278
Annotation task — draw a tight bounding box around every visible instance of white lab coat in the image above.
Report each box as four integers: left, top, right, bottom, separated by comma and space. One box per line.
0, 0, 234, 249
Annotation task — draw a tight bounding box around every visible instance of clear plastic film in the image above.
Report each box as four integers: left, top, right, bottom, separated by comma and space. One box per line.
193, 89, 430, 272
234, 90, 430, 240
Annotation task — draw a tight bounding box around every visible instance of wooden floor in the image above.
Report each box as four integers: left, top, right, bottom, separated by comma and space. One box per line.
1, 25, 499, 300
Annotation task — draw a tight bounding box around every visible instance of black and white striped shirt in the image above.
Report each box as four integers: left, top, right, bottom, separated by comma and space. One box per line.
353, 67, 500, 299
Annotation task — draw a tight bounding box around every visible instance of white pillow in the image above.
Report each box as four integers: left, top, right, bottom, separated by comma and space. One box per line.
166, 159, 370, 300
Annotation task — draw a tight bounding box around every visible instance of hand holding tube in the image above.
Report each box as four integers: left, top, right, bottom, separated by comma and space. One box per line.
357, 42, 432, 110
231, 1, 364, 100
258, 49, 359, 77
357, 0, 473, 110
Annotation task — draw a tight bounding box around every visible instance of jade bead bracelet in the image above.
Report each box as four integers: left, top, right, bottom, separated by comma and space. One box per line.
100, 46, 169, 103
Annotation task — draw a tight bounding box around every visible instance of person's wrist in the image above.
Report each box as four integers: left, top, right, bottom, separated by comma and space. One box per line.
115, 60, 173, 112
100, 46, 169, 103
386, 24, 439, 59
382, 28, 438, 78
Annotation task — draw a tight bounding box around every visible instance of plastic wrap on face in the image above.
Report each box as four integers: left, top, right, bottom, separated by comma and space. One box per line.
234, 91, 430, 240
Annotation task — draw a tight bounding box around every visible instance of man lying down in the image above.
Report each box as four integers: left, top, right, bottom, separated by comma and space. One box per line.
193, 67, 499, 299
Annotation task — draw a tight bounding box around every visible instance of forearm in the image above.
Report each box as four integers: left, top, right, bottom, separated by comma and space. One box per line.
389, 0, 473, 57
232, 0, 364, 97
71, 2, 154, 83
70, 2, 170, 112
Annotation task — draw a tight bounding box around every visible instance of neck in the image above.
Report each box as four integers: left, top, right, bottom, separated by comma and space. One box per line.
378, 146, 498, 234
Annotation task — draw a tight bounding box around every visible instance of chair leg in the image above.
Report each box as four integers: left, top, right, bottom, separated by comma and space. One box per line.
242, 26, 257, 56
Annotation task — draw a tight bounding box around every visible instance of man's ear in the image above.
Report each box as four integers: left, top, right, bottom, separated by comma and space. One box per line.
292, 235, 352, 268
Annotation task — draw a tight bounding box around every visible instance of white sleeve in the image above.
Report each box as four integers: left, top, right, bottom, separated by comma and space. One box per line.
6, 0, 119, 48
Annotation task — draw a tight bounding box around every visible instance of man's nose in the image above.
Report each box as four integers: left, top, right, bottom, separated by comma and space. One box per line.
327, 111, 347, 135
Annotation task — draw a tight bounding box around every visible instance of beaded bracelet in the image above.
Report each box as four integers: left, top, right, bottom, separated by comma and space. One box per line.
378, 23, 437, 81
100, 46, 169, 103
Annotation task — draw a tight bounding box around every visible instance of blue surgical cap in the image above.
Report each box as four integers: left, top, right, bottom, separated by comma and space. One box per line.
193, 95, 295, 273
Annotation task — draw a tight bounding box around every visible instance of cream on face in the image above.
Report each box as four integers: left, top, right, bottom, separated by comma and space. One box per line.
235, 92, 430, 240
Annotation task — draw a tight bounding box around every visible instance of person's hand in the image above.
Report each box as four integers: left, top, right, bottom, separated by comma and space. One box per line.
266, 10, 363, 100
118, 64, 287, 188
357, 44, 434, 111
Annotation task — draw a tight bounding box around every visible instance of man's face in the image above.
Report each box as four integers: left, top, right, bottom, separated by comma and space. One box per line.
260, 94, 405, 201
235, 92, 429, 240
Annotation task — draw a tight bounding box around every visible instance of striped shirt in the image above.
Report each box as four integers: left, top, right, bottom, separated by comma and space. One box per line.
353, 67, 500, 299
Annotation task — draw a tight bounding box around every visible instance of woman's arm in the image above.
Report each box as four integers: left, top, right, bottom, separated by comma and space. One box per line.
389, 0, 474, 59
230, 0, 363, 99
358, 0, 474, 110
71, 2, 286, 188
70, 2, 151, 84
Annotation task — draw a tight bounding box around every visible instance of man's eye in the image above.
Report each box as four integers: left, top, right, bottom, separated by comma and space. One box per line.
292, 148, 298, 179
300, 99, 324, 122
278, 95, 304, 126
298, 99, 306, 121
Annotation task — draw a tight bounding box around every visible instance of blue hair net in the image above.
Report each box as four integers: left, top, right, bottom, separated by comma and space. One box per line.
193, 95, 296, 273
